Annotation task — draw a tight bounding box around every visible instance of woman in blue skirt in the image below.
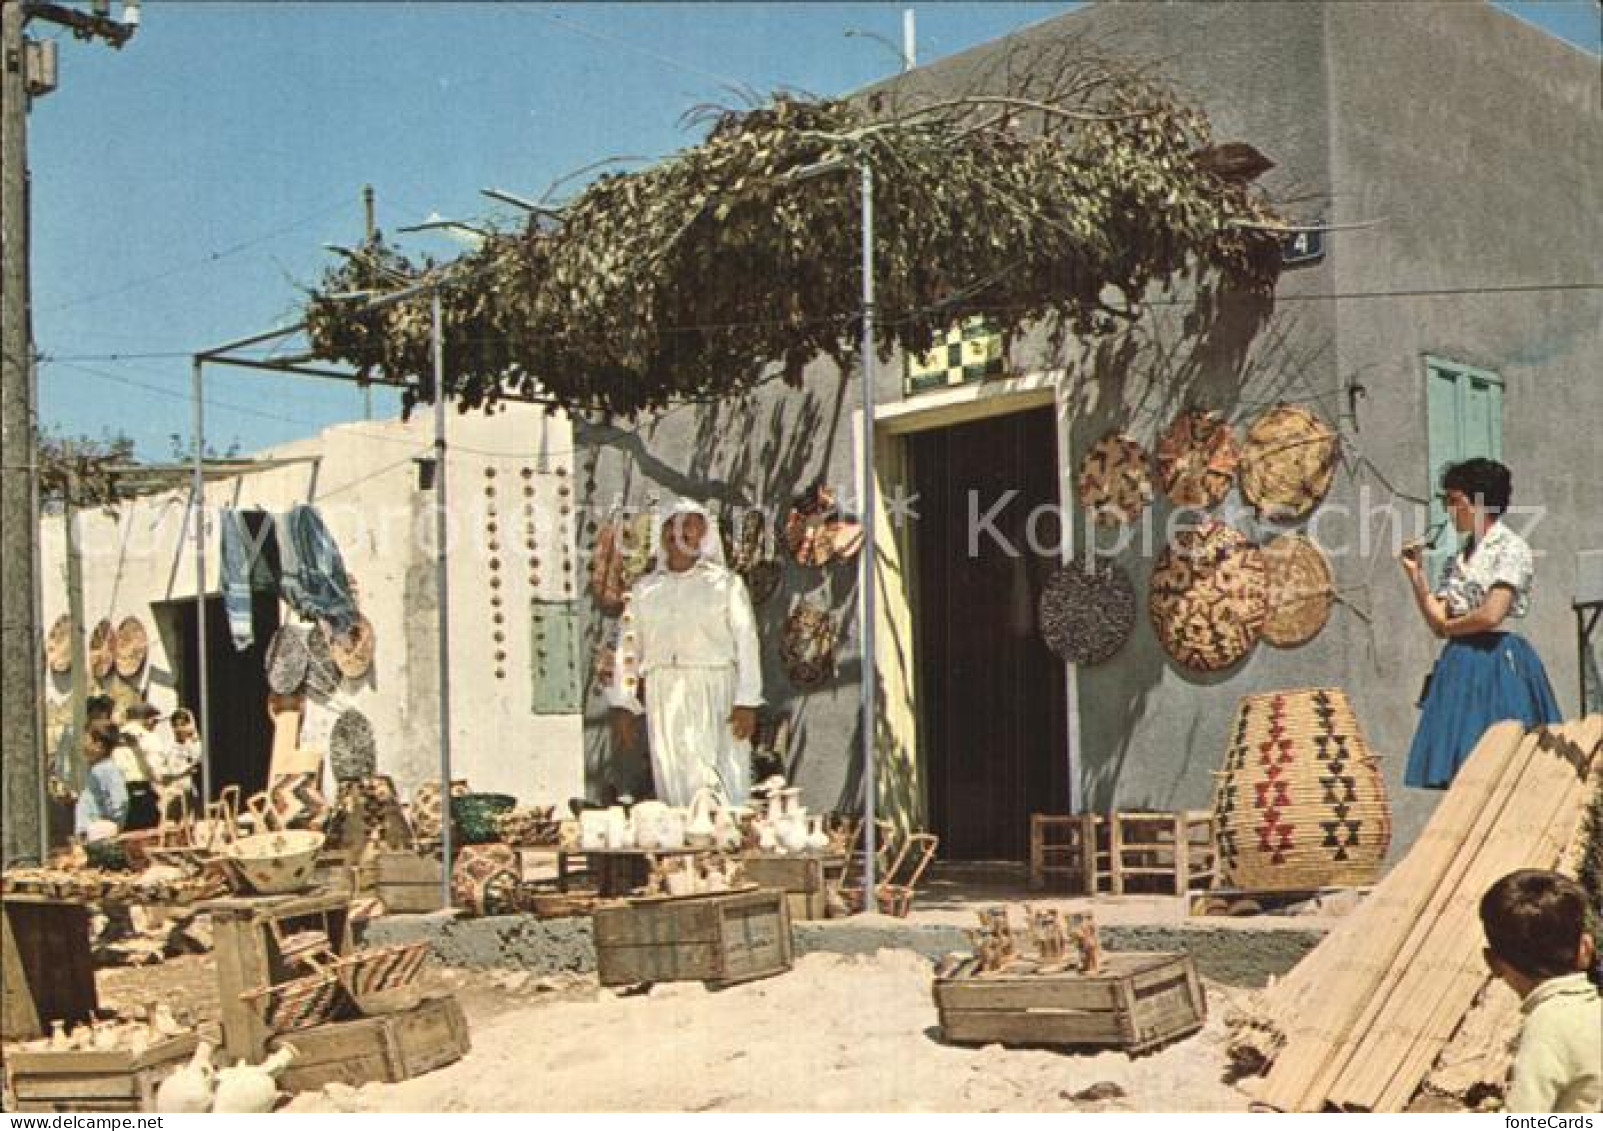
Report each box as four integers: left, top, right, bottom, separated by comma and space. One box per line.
1401, 458, 1561, 788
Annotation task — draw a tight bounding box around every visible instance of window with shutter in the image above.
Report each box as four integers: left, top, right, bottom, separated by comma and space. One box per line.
1424, 355, 1503, 574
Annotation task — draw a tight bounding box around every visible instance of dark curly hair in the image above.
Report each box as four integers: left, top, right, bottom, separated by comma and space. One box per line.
1440, 458, 1512, 516
1480, 869, 1590, 981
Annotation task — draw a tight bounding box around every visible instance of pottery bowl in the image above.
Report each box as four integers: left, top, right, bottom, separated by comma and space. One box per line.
220, 830, 326, 895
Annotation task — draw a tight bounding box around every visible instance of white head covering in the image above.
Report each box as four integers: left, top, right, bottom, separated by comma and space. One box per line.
652, 498, 725, 569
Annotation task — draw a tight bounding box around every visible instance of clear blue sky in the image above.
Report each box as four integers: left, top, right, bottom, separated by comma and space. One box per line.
27, 1, 1601, 458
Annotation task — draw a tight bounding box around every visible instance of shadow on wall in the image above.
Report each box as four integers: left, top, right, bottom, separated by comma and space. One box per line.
576, 375, 861, 804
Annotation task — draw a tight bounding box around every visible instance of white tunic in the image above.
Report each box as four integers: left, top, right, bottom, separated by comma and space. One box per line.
607, 560, 763, 806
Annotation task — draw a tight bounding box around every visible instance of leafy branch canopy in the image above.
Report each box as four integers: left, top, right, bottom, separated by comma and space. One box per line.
304, 43, 1285, 417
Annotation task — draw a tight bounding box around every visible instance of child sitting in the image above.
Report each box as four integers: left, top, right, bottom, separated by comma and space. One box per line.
1479, 869, 1602, 1113
74, 720, 129, 840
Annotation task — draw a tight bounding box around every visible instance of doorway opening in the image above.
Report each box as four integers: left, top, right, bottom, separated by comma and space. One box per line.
908, 405, 1068, 861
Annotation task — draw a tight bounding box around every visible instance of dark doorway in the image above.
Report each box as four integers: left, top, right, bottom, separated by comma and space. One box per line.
909, 406, 1069, 861
165, 589, 279, 802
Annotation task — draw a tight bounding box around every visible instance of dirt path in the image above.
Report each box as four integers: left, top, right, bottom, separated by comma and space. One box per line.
287, 950, 1253, 1113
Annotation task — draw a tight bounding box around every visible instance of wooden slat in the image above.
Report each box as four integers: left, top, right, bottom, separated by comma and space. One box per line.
8, 1034, 196, 1075
1255, 721, 1532, 1110
936, 978, 1119, 1013
941, 1008, 1127, 1047
1343, 719, 1601, 1111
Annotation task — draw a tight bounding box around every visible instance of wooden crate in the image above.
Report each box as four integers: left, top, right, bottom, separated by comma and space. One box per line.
933, 952, 1206, 1055
739, 853, 845, 921
6, 1033, 198, 1113
594, 889, 793, 988
198, 890, 353, 1064
376, 851, 445, 914
2, 895, 98, 1040
269, 994, 469, 1093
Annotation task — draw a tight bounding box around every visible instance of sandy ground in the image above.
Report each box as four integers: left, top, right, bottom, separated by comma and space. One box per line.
283, 950, 1255, 1113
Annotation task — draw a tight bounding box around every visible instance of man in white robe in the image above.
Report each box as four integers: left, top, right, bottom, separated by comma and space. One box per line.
607, 500, 763, 806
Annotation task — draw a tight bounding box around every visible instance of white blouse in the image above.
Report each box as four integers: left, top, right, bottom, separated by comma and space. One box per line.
606, 560, 764, 714
1435, 520, 1534, 620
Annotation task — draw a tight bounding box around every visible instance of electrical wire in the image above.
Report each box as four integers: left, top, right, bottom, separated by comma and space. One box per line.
39, 196, 355, 314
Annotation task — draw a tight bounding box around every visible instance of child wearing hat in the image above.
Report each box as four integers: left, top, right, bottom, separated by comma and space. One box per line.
1479, 870, 1602, 1113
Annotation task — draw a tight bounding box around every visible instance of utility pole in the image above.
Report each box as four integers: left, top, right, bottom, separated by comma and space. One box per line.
1, 0, 136, 867
362, 184, 376, 421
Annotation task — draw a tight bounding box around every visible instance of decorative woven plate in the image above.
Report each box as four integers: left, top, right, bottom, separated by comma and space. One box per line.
112, 616, 149, 679
264, 626, 311, 696
1261, 533, 1336, 647
1148, 519, 1268, 671
1240, 404, 1338, 519
1156, 409, 1240, 508
88, 618, 116, 682
1076, 432, 1154, 526
328, 708, 377, 782
302, 624, 341, 700
328, 614, 375, 683
1037, 558, 1137, 665
46, 614, 72, 675
780, 601, 839, 688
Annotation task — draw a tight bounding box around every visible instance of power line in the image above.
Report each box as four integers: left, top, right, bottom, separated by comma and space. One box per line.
525, 9, 752, 92
39, 195, 353, 314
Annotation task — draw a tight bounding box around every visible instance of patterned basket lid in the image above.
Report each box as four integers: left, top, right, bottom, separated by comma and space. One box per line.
1156, 409, 1241, 508
302, 623, 342, 700
1148, 519, 1268, 671
328, 707, 378, 782
1240, 404, 1338, 519
88, 618, 116, 682
1261, 533, 1336, 647
328, 614, 376, 682
45, 613, 72, 675
113, 616, 149, 679
1037, 558, 1137, 665
264, 625, 311, 697
1075, 432, 1154, 526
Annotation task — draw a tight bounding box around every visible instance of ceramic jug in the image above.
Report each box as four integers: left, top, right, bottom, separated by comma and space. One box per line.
805, 815, 830, 853
685, 789, 718, 847
579, 810, 609, 850
212, 1046, 297, 1114
155, 1039, 216, 1113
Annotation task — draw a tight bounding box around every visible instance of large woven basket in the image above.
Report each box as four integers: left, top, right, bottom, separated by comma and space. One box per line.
1213, 688, 1391, 891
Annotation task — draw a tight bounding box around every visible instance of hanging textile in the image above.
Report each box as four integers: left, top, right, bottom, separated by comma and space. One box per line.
276, 505, 358, 633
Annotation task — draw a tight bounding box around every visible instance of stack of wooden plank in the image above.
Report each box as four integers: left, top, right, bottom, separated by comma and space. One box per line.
1235, 716, 1602, 1112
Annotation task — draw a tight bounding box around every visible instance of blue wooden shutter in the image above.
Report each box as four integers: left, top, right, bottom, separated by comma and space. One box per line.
1424, 355, 1503, 572
530, 599, 582, 714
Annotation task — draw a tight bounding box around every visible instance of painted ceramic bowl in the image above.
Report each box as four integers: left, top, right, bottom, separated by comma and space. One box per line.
220, 830, 326, 895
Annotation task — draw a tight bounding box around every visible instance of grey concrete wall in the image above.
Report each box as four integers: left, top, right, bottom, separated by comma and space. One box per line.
576, 2, 1600, 859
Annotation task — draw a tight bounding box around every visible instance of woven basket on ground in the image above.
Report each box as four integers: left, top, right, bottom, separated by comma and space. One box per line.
411, 779, 469, 842
1037, 558, 1137, 665
1075, 431, 1154, 526
1212, 687, 1391, 891
450, 793, 517, 845
1148, 520, 1267, 672
240, 969, 347, 1034
1240, 404, 1338, 520
1156, 409, 1240, 508
1261, 533, 1336, 647
451, 842, 520, 916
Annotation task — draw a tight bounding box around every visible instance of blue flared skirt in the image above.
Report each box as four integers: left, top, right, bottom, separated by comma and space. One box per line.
1404, 631, 1561, 789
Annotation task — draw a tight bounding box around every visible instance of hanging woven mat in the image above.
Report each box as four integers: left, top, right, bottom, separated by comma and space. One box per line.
111, 616, 149, 679
1156, 409, 1240, 508
88, 618, 116, 682
45, 614, 72, 675
328, 708, 378, 782
264, 625, 311, 696
1037, 558, 1137, 665
1148, 519, 1267, 671
1261, 533, 1336, 647
1240, 404, 1338, 519
328, 613, 375, 682
1075, 431, 1154, 526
